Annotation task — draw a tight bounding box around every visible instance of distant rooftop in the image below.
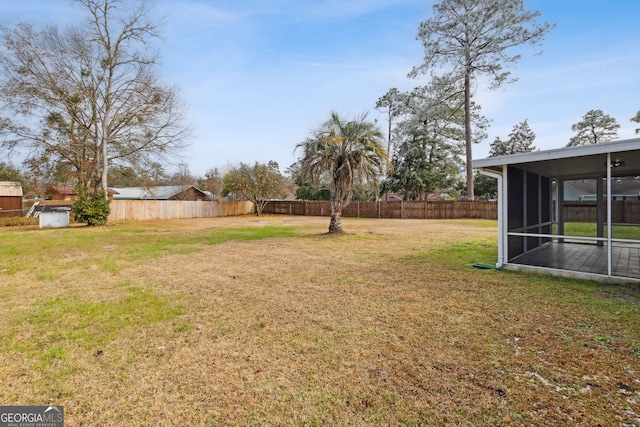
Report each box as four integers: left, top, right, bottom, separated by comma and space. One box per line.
0, 181, 23, 197
110, 185, 209, 200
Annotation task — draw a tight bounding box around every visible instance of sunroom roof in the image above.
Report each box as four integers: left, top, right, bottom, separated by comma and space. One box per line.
473, 137, 640, 180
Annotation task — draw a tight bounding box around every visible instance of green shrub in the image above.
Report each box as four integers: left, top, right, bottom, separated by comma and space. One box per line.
73, 188, 111, 226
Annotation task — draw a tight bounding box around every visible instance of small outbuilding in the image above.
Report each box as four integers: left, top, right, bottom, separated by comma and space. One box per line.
39, 207, 71, 228
474, 137, 640, 283
46, 185, 77, 201
45, 186, 119, 200
0, 181, 23, 217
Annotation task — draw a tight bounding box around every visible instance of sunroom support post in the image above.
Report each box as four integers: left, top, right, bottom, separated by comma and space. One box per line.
557, 179, 565, 244
596, 177, 605, 246
607, 153, 612, 276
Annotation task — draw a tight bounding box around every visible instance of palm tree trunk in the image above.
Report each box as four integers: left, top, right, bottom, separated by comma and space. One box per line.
329, 206, 343, 233
329, 172, 347, 233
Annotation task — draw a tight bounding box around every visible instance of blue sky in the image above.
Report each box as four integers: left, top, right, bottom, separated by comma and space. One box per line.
2, 0, 639, 176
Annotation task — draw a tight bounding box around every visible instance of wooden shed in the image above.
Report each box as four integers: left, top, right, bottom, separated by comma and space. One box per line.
0, 181, 24, 217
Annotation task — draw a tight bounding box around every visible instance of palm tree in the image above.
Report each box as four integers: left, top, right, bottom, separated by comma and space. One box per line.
296, 111, 387, 234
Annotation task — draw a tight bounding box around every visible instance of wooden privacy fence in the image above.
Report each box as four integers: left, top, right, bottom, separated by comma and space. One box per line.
108, 200, 254, 222
563, 201, 640, 224
262, 200, 498, 220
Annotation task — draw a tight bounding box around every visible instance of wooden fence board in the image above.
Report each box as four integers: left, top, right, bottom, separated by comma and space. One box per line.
563, 201, 640, 224
21, 199, 502, 222
108, 200, 254, 221
262, 200, 498, 220
29, 199, 640, 223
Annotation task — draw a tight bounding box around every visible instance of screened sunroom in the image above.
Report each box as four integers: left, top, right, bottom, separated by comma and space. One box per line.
473, 137, 640, 283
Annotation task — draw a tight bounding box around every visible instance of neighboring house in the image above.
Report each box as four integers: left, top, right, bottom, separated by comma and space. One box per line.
380, 193, 403, 202
109, 185, 211, 201
45, 185, 118, 201
46, 185, 77, 201
380, 193, 446, 202
564, 178, 640, 201
0, 181, 23, 217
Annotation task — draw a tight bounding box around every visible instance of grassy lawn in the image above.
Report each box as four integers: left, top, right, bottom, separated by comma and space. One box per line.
1, 216, 639, 426
561, 221, 640, 240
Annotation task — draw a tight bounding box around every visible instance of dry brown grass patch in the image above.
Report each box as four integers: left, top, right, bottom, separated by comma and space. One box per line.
0, 216, 639, 425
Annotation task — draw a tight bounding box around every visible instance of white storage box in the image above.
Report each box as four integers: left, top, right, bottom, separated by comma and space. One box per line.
39, 208, 71, 228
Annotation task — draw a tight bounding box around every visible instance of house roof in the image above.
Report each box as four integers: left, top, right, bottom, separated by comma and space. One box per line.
46, 185, 76, 195
473, 137, 640, 179
110, 185, 208, 200
0, 181, 23, 197
45, 186, 118, 196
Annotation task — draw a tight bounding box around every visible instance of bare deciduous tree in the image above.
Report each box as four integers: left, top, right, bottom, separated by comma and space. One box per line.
0, 0, 190, 196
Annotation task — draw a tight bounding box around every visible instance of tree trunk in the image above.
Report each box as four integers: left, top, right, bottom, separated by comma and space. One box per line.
255, 199, 267, 216
328, 207, 343, 233
464, 70, 474, 200
329, 171, 348, 234
101, 137, 108, 198
387, 109, 392, 172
